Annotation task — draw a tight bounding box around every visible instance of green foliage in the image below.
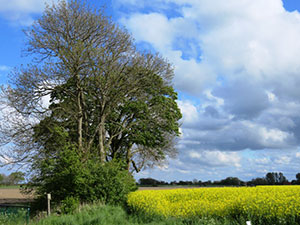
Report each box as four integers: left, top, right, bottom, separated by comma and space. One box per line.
27, 133, 137, 206
81, 160, 138, 205
30, 204, 130, 225
0, 174, 3, 184
60, 196, 79, 214
29, 203, 212, 225
0, 207, 29, 225
8, 172, 25, 185
265, 172, 287, 185
30, 203, 300, 225
4, 203, 300, 225
0, 173, 25, 186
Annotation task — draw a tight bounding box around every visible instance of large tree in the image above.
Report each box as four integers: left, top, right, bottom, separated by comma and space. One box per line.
0, 0, 181, 174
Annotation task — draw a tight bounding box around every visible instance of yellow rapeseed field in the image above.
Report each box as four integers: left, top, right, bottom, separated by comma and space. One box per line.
127, 186, 300, 220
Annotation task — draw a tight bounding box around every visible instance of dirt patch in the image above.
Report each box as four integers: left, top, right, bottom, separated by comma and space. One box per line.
0, 189, 33, 204
0, 189, 31, 199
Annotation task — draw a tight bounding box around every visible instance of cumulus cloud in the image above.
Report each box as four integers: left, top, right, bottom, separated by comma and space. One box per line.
115, 0, 300, 180
188, 150, 241, 167
0, 0, 59, 25
120, 0, 300, 95
118, 0, 300, 148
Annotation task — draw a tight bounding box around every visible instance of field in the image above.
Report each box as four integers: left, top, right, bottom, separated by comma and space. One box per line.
128, 186, 300, 224
0, 187, 33, 204
2, 186, 300, 224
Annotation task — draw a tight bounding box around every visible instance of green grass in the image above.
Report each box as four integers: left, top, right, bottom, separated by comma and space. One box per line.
0, 185, 20, 189
27, 204, 246, 225
1, 203, 297, 225
0, 209, 29, 225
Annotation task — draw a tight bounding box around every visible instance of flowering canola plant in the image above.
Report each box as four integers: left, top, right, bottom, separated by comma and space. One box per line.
127, 186, 300, 220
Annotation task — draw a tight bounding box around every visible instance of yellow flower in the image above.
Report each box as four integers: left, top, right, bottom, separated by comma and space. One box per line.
127, 186, 300, 220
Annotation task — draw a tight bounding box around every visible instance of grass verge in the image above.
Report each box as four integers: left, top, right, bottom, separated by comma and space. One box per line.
0, 185, 20, 189
2, 203, 298, 225
28, 204, 248, 225
0, 209, 29, 225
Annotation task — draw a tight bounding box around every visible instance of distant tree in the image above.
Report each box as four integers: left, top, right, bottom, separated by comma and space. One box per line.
205, 180, 212, 186
296, 173, 300, 184
213, 180, 221, 185
0, 174, 3, 184
8, 172, 25, 185
139, 178, 159, 186
178, 181, 192, 185
249, 177, 268, 186
170, 181, 177, 185
266, 172, 276, 185
240, 181, 247, 186
220, 177, 242, 186
277, 172, 288, 184
197, 180, 203, 186
192, 179, 202, 186
265, 172, 287, 185
178, 180, 185, 185
291, 173, 300, 185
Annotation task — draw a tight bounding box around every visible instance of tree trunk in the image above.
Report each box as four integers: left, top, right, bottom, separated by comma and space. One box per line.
126, 145, 132, 171
77, 80, 83, 153
98, 115, 106, 163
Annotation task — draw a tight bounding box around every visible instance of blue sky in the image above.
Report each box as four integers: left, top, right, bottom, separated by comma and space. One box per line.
1, 0, 300, 182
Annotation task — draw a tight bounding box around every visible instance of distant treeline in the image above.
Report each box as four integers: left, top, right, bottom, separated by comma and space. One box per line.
139, 172, 300, 187
0, 172, 25, 185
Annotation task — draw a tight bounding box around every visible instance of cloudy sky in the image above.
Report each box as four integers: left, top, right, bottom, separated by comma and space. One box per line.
1, 0, 300, 182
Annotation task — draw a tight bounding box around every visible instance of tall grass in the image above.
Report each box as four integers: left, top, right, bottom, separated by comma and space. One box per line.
0, 209, 28, 225
2, 203, 298, 225
29, 204, 247, 225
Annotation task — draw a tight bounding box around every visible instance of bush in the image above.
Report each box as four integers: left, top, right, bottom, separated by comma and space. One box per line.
26, 146, 137, 208
80, 160, 138, 206
60, 196, 79, 214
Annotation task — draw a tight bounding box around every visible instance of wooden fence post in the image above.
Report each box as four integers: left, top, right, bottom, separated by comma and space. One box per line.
47, 193, 51, 216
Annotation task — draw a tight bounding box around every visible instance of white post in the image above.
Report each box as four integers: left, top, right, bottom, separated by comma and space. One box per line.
246, 221, 251, 225
47, 193, 51, 216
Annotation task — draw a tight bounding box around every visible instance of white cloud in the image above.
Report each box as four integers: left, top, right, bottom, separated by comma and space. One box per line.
123, 13, 173, 51
0, 0, 59, 25
122, 13, 217, 95
259, 127, 289, 144
198, 151, 241, 167
188, 150, 241, 167
120, 0, 300, 97
0, 65, 10, 71
254, 157, 270, 165
274, 155, 291, 165
204, 90, 224, 107
177, 100, 198, 125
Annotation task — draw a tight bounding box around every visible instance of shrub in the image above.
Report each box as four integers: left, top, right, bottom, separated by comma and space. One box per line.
60, 196, 79, 214
80, 160, 138, 205
26, 146, 137, 209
